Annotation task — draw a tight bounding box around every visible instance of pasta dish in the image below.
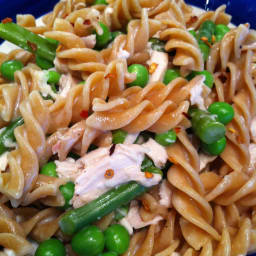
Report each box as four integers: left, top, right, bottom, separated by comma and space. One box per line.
0, 0, 255, 255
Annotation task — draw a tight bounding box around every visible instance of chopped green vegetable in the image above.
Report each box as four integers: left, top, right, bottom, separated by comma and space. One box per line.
127, 64, 149, 88
0, 117, 24, 155
198, 20, 216, 43
71, 225, 105, 256
104, 224, 130, 254
149, 37, 166, 52
141, 156, 163, 176
201, 136, 227, 155
189, 108, 226, 144
0, 60, 24, 81
59, 182, 146, 235
40, 161, 58, 177
112, 129, 128, 144
208, 102, 234, 125
35, 238, 66, 256
111, 31, 123, 42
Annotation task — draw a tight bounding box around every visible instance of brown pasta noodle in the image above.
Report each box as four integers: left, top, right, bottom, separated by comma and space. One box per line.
0, 0, 256, 255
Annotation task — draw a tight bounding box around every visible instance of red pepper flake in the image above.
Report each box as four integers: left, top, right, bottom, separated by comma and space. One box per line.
142, 200, 150, 211
2, 17, 12, 24
27, 41, 37, 52
174, 127, 181, 134
182, 112, 190, 119
145, 172, 153, 179
149, 63, 158, 74
186, 16, 198, 26
109, 144, 116, 156
212, 35, 216, 43
80, 110, 89, 119
104, 169, 114, 179
200, 37, 212, 48
228, 127, 236, 134
83, 19, 91, 25
104, 73, 116, 79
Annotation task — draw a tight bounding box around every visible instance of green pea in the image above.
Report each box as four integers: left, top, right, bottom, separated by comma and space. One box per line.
127, 64, 149, 88
36, 55, 54, 70
35, 238, 66, 256
95, 22, 112, 49
199, 42, 210, 61
208, 102, 234, 125
59, 182, 75, 209
148, 37, 166, 52
40, 161, 58, 177
47, 71, 61, 84
215, 24, 230, 42
112, 129, 127, 144
0, 60, 24, 81
201, 136, 226, 155
163, 69, 180, 85
187, 70, 214, 89
104, 224, 130, 254
71, 225, 105, 256
155, 129, 177, 146
93, 0, 107, 4
111, 31, 124, 41
98, 252, 118, 256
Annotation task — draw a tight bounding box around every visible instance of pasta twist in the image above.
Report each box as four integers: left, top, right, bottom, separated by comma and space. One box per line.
189, 5, 231, 30
86, 76, 208, 133
207, 24, 254, 73
0, 203, 62, 255
0, 64, 40, 123
101, 9, 163, 65
160, 23, 204, 72
0, 91, 66, 207
166, 131, 221, 242
214, 50, 256, 173
48, 58, 134, 133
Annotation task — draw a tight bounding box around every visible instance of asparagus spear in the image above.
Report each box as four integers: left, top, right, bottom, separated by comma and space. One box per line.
0, 22, 58, 63
0, 117, 24, 155
59, 182, 146, 235
189, 108, 226, 144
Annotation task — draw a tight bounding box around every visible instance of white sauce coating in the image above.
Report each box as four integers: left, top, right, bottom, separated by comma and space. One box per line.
159, 180, 172, 207
189, 77, 207, 110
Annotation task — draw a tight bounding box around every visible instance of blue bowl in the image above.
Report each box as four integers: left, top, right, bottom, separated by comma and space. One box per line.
0, 0, 255, 255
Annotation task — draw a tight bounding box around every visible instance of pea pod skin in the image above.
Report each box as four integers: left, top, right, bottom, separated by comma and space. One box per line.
0, 117, 24, 155
59, 182, 146, 235
190, 108, 226, 144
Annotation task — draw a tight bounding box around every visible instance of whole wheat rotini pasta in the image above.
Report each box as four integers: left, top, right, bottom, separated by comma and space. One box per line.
0, 0, 256, 255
